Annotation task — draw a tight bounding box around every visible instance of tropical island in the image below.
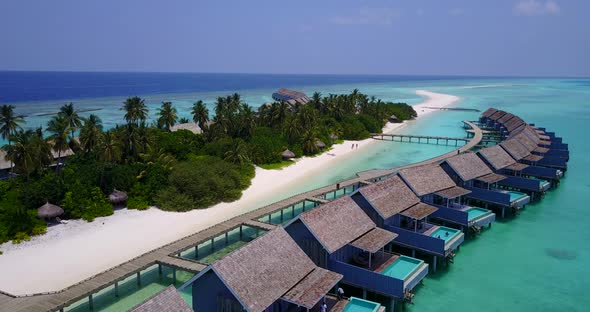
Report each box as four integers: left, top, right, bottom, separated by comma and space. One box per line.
0, 89, 416, 246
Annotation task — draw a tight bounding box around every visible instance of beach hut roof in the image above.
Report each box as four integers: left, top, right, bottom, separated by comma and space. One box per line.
37, 202, 64, 219
298, 196, 376, 254
349, 228, 398, 253
505, 117, 525, 132
315, 140, 326, 148
513, 133, 538, 152
505, 162, 529, 171
109, 190, 128, 204
481, 108, 498, 118
489, 110, 507, 121
497, 113, 515, 124
281, 267, 342, 309
477, 145, 516, 170
444, 152, 493, 181
170, 122, 203, 134
330, 133, 338, 140
475, 173, 507, 184
398, 164, 457, 197
389, 114, 398, 120
357, 175, 420, 219
212, 228, 317, 312
401, 203, 438, 220
282, 149, 296, 158
523, 154, 544, 162
500, 139, 530, 161
434, 186, 471, 199
129, 286, 192, 312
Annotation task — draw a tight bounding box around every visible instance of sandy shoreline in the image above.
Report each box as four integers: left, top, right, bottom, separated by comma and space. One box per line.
0, 90, 459, 295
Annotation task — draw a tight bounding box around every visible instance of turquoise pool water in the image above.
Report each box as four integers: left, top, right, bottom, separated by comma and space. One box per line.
64, 265, 194, 312
430, 227, 460, 242
466, 207, 490, 221
343, 297, 381, 312
380, 256, 423, 280
508, 191, 528, 202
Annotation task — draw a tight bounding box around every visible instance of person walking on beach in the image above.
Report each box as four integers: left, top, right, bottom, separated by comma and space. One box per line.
351, 144, 354, 150
321, 302, 328, 312
337, 287, 345, 300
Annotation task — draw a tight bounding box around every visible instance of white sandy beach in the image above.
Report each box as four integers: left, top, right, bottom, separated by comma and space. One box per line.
0, 90, 459, 295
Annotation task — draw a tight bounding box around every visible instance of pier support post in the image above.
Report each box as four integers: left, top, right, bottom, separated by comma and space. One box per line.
362, 289, 367, 299
211, 238, 214, 252
501, 208, 505, 218
411, 250, 416, 258
389, 298, 395, 312
137, 272, 141, 286
195, 246, 198, 258
158, 264, 162, 276
89, 294, 93, 311
225, 232, 228, 244
433, 256, 437, 272
239, 225, 243, 240
173, 268, 177, 284
280, 209, 284, 223
115, 282, 119, 297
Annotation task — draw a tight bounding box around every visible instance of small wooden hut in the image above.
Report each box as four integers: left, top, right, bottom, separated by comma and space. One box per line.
388, 114, 400, 123
37, 202, 64, 221
315, 140, 326, 150
281, 149, 295, 160
330, 134, 338, 140
109, 190, 128, 208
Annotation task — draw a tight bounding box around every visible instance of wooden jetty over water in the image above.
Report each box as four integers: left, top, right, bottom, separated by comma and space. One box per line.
0, 121, 483, 312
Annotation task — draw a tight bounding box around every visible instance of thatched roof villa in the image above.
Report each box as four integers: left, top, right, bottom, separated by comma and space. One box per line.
187, 227, 342, 311
285, 196, 428, 303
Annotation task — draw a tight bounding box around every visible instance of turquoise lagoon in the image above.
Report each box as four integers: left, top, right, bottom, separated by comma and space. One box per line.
5, 76, 590, 311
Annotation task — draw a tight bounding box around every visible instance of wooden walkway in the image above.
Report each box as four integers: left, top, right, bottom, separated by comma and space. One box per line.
0, 121, 482, 312
371, 133, 469, 146
157, 256, 207, 274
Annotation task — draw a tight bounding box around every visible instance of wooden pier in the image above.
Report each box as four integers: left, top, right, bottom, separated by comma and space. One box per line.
0, 121, 482, 312
371, 133, 469, 147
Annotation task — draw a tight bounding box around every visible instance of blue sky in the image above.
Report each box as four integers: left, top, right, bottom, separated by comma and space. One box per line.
0, 0, 588, 76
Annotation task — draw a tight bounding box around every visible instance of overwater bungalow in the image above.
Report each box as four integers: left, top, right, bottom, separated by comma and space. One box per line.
440, 152, 533, 217
500, 138, 567, 171
509, 126, 569, 161
186, 227, 344, 311
284, 196, 428, 309
272, 88, 311, 106
477, 145, 561, 187
349, 174, 465, 271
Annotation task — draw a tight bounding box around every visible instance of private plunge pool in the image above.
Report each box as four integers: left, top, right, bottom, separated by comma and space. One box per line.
466, 207, 492, 221
342, 297, 382, 312
429, 226, 461, 243
508, 191, 528, 202
63, 264, 194, 312
380, 256, 424, 281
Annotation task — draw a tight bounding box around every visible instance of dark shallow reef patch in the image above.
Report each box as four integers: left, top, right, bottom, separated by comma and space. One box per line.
545, 248, 577, 260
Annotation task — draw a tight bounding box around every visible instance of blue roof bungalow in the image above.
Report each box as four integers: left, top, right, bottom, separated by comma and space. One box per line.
284, 196, 429, 308
440, 152, 535, 218
477, 145, 561, 187
349, 174, 465, 273
186, 227, 345, 312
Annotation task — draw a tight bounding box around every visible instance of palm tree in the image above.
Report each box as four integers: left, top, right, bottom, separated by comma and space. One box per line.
238, 104, 255, 138
29, 127, 53, 176
46, 115, 72, 167
59, 103, 82, 138
192, 100, 209, 129
224, 140, 249, 165
99, 131, 122, 163
157, 101, 178, 131
0, 105, 25, 172
79, 114, 103, 154
121, 97, 149, 126
3, 130, 33, 177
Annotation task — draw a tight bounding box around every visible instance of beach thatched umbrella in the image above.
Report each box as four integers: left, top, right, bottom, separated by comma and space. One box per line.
109, 190, 128, 205
388, 114, 399, 123
330, 134, 338, 140
282, 149, 296, 160
315, 140, 326, 149
37, 202, 64, 219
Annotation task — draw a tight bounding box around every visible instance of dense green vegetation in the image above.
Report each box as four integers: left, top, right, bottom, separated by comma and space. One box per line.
0, 90, 415, 245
